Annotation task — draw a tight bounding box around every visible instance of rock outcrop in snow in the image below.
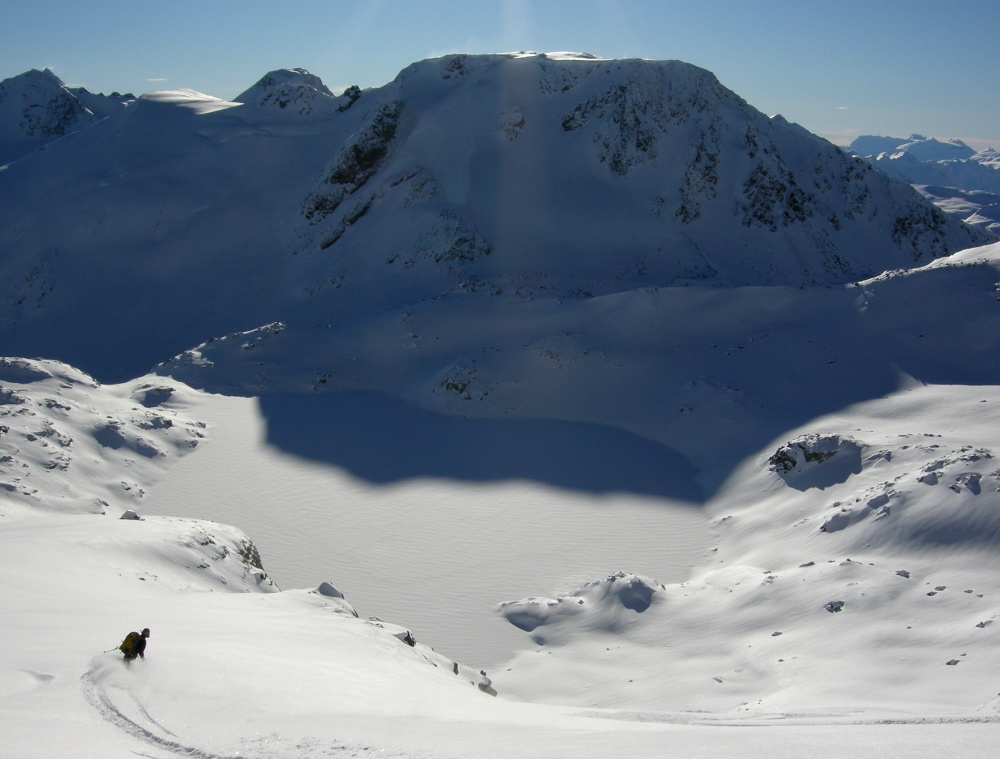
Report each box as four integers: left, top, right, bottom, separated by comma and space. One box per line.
768, 434, 864, 490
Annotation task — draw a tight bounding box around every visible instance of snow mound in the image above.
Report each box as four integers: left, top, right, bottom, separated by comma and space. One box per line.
310, 581, 357, 617
314, 579, 345, 598
498, 572, 665, 638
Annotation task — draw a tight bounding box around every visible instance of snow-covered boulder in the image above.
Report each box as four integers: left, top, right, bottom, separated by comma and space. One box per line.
768, 434, 864, 490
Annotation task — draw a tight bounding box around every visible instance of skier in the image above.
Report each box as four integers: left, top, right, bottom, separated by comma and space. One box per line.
119, 628, 150, 662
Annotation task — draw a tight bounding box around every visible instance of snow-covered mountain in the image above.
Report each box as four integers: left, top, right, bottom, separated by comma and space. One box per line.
2, 54, 1000, 756
0, 68, 132, 165
0, 54, 993, 380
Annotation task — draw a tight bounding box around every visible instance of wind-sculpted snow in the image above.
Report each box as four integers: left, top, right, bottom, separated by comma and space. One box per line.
768, 434, 865, 490
490, 377, 1000, 715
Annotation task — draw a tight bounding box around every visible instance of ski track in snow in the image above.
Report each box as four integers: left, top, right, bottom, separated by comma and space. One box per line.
79, 652, 1000, 759
81, 660, 240, 759
80, 658, 407, 759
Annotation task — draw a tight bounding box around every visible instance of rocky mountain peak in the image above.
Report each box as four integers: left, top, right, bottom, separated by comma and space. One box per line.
234, 68, 338, 116
0, 68, 96, 159
0, 68, 134, 164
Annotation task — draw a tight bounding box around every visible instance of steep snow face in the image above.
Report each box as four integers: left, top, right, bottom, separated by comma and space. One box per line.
0, 69, 101, 164
0, 55, 994, 383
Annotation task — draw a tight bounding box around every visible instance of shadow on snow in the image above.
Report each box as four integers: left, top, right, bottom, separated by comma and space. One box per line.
258, 391, 703, 502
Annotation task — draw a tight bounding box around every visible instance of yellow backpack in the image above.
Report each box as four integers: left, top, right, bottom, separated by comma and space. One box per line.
119, 631, 139, 655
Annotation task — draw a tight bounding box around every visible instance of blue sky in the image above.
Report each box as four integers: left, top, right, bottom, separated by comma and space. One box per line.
2, 0, 997, 149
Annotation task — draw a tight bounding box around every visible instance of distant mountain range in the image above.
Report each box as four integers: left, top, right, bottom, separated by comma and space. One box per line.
848, 134, 1000, 233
